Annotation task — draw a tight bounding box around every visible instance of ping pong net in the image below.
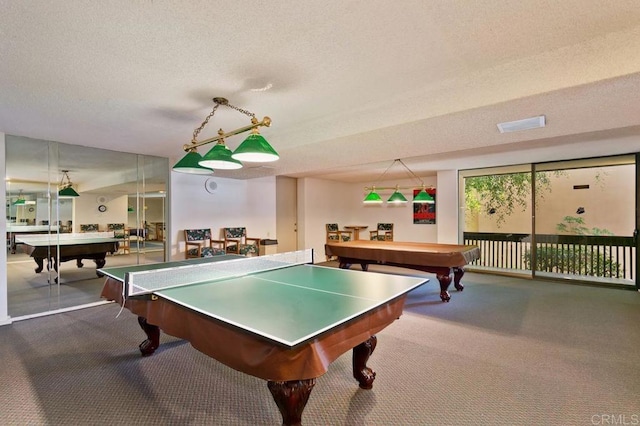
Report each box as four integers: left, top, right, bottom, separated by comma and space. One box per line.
124, 249, 314, 298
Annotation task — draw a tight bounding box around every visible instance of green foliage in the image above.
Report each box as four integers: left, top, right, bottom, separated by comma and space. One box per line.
556, 216, 613, 236
523, 245, 620, 278
524, 216, 618, 278
464, 171, 559, 227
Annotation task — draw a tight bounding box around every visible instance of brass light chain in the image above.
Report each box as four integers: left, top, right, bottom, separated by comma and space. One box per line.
192, 103, 220, 143
225, 102, 256, 119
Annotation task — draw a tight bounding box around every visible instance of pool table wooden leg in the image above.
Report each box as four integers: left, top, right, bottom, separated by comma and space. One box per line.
137, 316, 160, 356
267, 378, 316, 426
436, 273, 452, 302
33, 257, 45, 273
453, 267, 465, 291
353, 335, 377, 389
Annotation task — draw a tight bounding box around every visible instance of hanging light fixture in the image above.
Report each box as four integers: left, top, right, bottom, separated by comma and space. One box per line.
12, 190, 26, 205
172, 97, 278, 173
58, 170, 80, 197
363, 159, 435, 204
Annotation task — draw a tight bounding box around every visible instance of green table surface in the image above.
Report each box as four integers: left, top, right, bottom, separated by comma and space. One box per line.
101, 257, 428, 347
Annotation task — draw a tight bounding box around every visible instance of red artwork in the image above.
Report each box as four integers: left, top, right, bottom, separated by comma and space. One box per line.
413, 188, 436, 224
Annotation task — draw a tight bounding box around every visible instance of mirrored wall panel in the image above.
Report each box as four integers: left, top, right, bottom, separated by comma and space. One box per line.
5, 135, 168, 318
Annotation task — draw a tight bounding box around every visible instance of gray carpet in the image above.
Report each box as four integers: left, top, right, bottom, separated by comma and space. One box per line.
1, 266, 639, 425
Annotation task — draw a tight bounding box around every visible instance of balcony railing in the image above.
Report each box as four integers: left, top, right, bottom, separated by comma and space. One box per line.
463, 232, 636, 281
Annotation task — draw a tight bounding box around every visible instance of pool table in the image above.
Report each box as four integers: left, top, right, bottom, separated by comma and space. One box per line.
18, 235, 120, 277
325, 240, 480, 302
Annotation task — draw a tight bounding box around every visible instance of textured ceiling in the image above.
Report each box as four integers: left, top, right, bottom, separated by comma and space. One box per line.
2, 0, 640, 184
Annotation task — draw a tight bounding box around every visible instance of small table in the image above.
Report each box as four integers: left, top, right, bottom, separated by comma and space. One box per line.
344, 225, 368, 240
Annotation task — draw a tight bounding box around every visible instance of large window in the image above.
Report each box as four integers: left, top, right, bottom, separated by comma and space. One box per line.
460, 155, 636, 287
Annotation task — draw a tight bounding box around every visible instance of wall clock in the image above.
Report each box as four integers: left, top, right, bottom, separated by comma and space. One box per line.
98, 204, 107, 212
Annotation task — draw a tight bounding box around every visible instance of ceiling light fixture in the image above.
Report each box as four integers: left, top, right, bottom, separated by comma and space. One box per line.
363, 159, 434, 204
172, 97, 279, 174
58, 170, 80, 197
12, 189, 26, 205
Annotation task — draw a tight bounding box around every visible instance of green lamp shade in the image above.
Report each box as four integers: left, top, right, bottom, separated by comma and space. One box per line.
12, 198, 25, 205
199, 143, 243, 170
59, 186, 80, 197
173, 151, 214, 174
363, 190, 383, 203
387, 190, 408, 203
413, 189, 434, 204
231, 134, 279, 162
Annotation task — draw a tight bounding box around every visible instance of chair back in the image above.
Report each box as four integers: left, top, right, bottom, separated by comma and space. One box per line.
107, 223, 128, 238
80, 224, 99, 232
185, 229, 212, 242
326, 223, 339, 232
224, 227, 259, 255
224, 227, 247, 240
326, 223, 351, 243
371, 223, 393, 241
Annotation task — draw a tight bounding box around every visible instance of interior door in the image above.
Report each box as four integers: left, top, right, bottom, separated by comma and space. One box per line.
276, 176, 297, 253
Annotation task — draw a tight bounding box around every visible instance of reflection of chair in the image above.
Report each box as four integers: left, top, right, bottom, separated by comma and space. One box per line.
80, 224, 99, 232
108, 223, 130, 254
326, 224, 352, 260
369, 223, 394, 241
184, 229, 226, 259
223, 227, 260, 256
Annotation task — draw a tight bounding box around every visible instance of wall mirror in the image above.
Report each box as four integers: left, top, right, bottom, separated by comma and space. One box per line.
5, 135, 168, 318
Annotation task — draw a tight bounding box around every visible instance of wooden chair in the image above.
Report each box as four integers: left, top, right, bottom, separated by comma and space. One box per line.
223, 227, 260, 256
80, 224, 99, 232
325, 223, 353, 260
369, 223, 394, 241
107, 223, 130, 254
184, 229, 226, 259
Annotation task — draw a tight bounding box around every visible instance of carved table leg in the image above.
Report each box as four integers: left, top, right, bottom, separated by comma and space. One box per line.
137, 316, 160, 356
436, 273, 452, 302
338, 262, 352, 269
95, 257, 106, 269
353, 335, 377, 389
452, 267, 465, 291
267, 379, 316, 426
34, 257, 44, 273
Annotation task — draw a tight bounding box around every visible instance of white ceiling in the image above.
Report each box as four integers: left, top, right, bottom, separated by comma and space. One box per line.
2, 0, 640, 184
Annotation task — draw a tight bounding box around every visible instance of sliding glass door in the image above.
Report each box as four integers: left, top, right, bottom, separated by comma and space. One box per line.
460, 154, 636, 287
533, 156, 635, 286
460, 164, 533, 277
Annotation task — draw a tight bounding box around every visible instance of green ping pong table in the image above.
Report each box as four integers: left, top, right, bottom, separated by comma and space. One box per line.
99, 250, 428, 425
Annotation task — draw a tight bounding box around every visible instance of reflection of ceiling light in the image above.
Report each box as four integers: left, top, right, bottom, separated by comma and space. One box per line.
497, 115, 546, 133
58, 170, 79, 197
12, 190, 25, 205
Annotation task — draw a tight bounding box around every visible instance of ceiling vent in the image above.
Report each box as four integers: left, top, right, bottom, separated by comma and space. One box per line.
497, 115, 546, 133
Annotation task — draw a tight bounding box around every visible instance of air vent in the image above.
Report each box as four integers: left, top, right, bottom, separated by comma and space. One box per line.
497, 115, 546, 133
